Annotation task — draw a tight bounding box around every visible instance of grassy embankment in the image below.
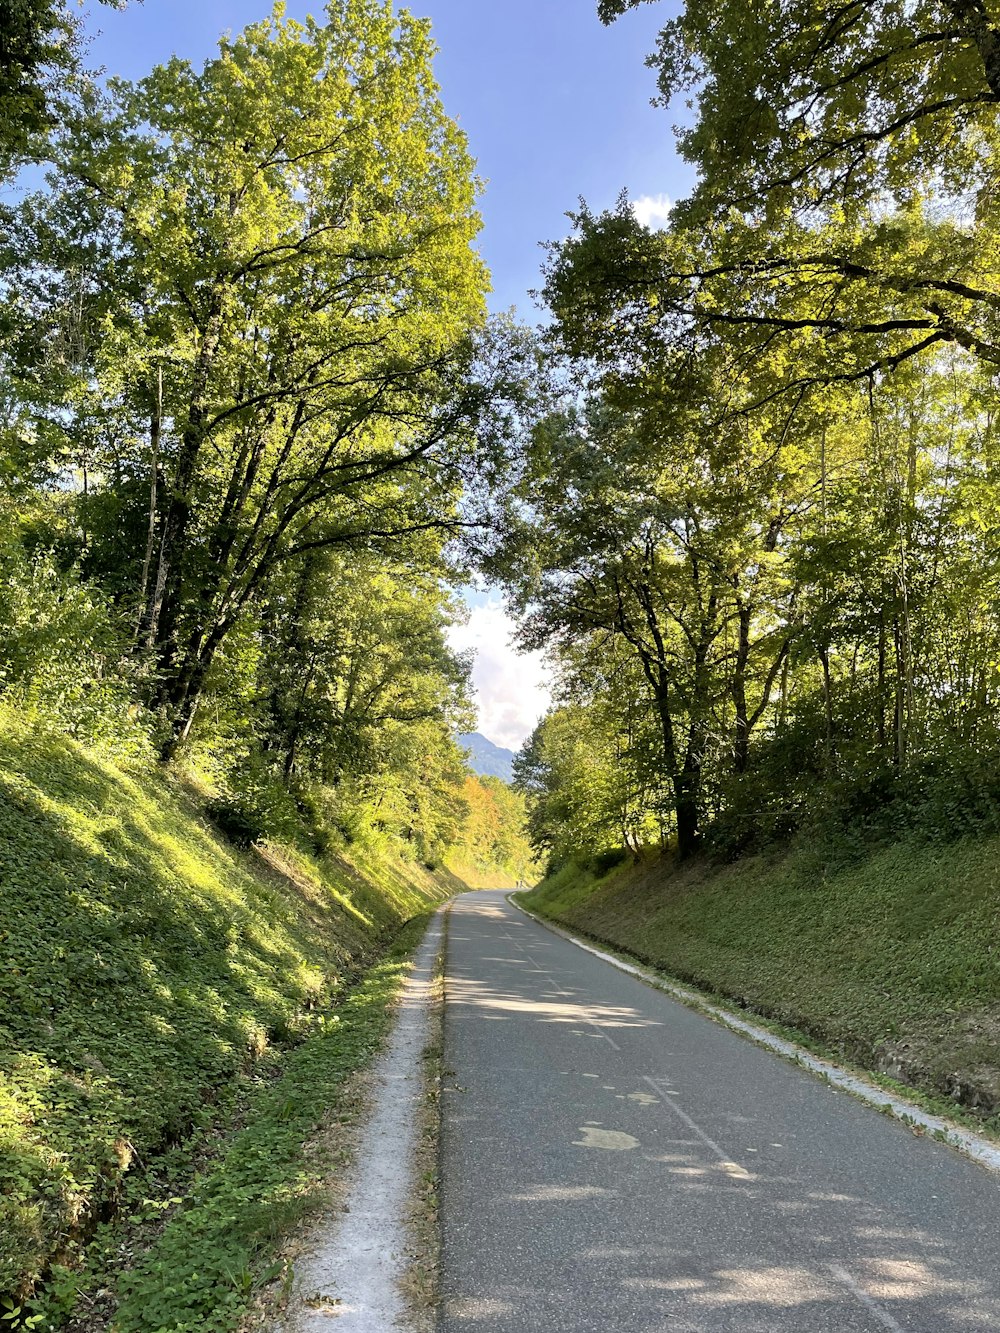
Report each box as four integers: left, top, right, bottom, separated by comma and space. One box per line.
0, 707, 461, 1329
443, 855, 518, 890
524, 838, 1000, 1131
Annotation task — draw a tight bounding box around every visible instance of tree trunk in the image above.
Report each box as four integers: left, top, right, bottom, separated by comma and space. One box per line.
732, 599, 752, 774
819, 646, 834, 762
137, 367, 162, 645
650, 678, 701, 857
877, 611, 887, 751
145, 291, 227, 677
675, 766, 701, 860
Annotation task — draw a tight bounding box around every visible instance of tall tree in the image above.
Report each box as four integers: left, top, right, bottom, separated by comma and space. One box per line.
589, 3, 1000, 391
506, 379, 814, 856
600, 0, 1000, 219
2, 0, 94, 171
12, 0, 496, 750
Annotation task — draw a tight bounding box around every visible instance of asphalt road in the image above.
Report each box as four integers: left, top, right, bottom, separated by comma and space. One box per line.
439, 891, 1000, 1332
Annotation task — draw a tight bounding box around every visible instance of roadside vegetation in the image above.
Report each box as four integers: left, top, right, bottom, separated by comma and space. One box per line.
525, 839, 1000, 1131
0, 708, 463, 1325
6, 0, 1000, 1317
0, 2, 532, 1323
447, 775, 540, 888
506, 1, 1000, 1129
504, 0, 1000, 866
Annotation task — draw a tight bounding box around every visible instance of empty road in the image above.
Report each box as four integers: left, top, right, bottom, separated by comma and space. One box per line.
439, 892, 1000, 1331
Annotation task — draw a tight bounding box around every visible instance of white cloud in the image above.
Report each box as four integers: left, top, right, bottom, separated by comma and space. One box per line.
631, 192, 673, 230
447, 599, 552, 753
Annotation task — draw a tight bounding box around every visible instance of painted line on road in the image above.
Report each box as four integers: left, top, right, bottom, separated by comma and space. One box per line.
499, 919, 622, 1051
508, 895, 1000, 1178
644, 1076, 752, 1180
829, 1264, 907, 1332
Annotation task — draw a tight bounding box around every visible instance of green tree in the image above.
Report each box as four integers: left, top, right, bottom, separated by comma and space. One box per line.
600, 0, 1000, 219
505, 357, 817, 856
515, 705, 633, 868
12, 0, 493, 751
589, 4, 1000, 392
253, 548, 471, 788
0, 0, 125, 172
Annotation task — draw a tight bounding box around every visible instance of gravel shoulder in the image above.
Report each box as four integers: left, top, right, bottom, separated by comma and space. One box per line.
277, 910, 446, 1333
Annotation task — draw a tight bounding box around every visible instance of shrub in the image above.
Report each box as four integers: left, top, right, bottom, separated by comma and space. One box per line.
0, 542, 148, 752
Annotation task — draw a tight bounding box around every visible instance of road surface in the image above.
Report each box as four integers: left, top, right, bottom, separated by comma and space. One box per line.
439, 891, 1000, 1331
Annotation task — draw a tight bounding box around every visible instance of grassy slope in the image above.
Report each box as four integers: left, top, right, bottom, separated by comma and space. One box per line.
445, 854, 519, 890
0, 708, 457, 1307
525, 838, 1000, 1128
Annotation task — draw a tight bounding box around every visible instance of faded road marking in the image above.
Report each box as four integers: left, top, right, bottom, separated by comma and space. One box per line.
628, 1090, 659, 1105
509, 896, 1000, 1177
645, 1076, 751, 1180
829, 1264, 906, 1332
574, 1126, 639, 1151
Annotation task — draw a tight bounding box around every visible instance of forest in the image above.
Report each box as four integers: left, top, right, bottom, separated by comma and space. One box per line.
0, 0, 536, 869
6, 0, 999, 880
3, 0, 1000, 1324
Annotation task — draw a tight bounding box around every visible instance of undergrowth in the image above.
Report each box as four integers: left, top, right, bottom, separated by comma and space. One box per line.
110, 920, 425, 1333
0, 707, 455, 1321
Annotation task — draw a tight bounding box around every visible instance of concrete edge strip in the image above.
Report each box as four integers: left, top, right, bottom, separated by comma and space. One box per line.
507, 894, 1000, 1177
281, 907, 447, 1333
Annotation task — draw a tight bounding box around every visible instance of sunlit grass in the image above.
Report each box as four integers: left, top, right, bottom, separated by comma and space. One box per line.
0, 706, 453, 1310
527, 838, 1000, 1127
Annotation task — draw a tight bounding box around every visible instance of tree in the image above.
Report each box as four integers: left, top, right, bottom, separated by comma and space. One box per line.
587, 3, 1000, 393
253, 547, 471, 788
12, 0, 494, 751
600, 0, 1000, 220
0, 0, 126, 174
505, 380, 814, 857
515, 705, 635, 867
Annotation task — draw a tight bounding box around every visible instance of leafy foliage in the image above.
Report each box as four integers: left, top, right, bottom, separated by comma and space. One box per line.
0, 0, 128, 173
0, 708, 453, 1308
502, 0, 1000, 868
449, 773, 540, 884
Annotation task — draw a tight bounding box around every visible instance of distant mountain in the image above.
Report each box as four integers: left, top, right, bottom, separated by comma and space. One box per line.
458, 732, 516, 783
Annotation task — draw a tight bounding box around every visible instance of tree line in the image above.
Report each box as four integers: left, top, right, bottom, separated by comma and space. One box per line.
0, 0, 532, 870
6, 0, 999, 875
508, 0, 1000, 866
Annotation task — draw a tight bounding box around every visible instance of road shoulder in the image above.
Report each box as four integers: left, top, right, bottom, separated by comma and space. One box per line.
275, 909, 447, 1333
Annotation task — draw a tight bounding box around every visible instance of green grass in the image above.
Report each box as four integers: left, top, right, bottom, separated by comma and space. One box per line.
526, 837, 1000, 1126
111, 918, 428, 1333
0, 707, 455, 1317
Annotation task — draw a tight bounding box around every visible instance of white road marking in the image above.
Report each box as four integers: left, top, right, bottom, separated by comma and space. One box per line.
645, 1076, 751, 1180
500, 916, 621, 1049
829, 1264, 907, 1332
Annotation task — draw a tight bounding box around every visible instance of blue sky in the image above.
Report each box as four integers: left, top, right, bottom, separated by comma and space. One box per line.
82, 0, 691, 749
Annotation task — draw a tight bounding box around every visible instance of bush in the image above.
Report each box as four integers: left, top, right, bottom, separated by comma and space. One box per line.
0, 542, 148, 752
707, 692, 1000, 863
203, 755, 302, 847
588, 846, 629, 875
